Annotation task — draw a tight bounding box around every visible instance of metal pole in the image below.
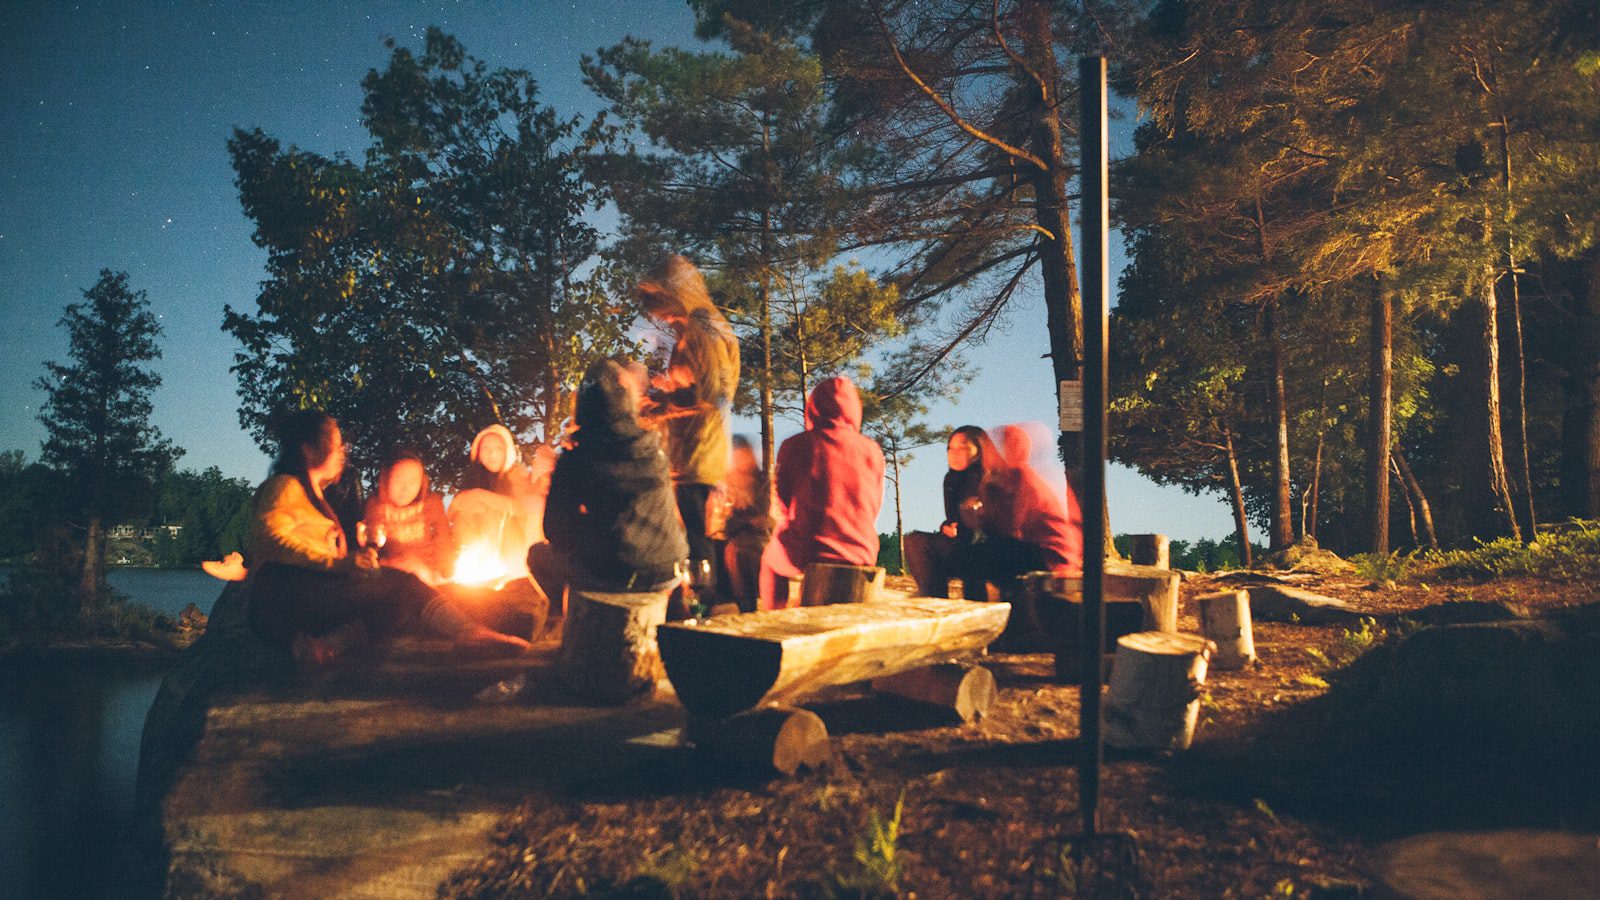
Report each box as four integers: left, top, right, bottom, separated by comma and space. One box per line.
1077, 53, 1109, 839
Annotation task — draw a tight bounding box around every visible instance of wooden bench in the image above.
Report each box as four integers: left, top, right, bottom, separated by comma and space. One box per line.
659, 598, 1009, 773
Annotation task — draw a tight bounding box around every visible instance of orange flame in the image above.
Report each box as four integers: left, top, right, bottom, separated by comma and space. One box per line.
453, 539, 511, 587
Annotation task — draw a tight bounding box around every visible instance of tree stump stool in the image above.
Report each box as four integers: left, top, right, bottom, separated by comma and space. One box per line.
556, 588, 670, 704
1128, 533, 1171, 569
1104, 562, 1180, 633
1197, 590, 1255, 669
1104, 631, 1213, 751
799, 562, 885, 605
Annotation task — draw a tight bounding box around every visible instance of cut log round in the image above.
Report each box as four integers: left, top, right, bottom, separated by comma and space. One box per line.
688, 705, 831, 776
1103, 563, 1179, 633
872, 662, 997, 724
556, 588, 670, 704
1197, 590, 1256, 670
1104, 631, 1213, 751
799, 563, 886, 605
657, 598, 1010, 720
1128, 534, 1171, 569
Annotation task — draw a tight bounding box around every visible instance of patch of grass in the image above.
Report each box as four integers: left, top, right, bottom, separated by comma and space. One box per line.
1294, 674, 1329, 689
829, 790, 906, 898
1350, 549, 1417, 584
1334, 617, 1384, 663
1423, 519, 1600, 582
1253, 797, 1280, 825
630, 846, 700, 892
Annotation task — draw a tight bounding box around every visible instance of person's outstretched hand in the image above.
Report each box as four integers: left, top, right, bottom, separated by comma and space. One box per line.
202, 551, 248, 582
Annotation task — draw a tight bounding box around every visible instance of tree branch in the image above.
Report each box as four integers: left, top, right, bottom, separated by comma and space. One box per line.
871, 2, 1048, 171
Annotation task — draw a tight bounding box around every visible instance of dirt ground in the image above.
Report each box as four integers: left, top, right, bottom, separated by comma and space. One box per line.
442, 570, 1594, 899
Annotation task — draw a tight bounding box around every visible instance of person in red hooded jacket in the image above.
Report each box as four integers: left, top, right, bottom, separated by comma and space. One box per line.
758, 376, 886, 609
993, 423, 1083, 575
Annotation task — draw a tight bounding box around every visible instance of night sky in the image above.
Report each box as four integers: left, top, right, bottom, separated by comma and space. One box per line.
0, 0, 1235, 541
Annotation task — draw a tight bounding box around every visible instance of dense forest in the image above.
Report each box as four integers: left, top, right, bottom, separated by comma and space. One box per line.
218, 0, 1597, 560
11, 1, 1598, 608
1109, 0, 1600, 557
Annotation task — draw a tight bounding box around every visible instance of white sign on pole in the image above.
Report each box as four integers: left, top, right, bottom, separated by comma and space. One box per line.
1058, 380, 1084, 433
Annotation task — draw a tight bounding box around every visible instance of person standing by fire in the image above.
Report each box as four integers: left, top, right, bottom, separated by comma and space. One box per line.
636, 255, 739, 604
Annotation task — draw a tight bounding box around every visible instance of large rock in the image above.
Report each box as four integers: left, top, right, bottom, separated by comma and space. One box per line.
1327, 603, 1600, 779
134, 584, 687, 898
1247, 584, 1367, 626
1378, 830, 1600, 900
1260, 536, 1354, 575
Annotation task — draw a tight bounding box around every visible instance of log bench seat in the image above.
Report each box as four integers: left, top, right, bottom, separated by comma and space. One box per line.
658, 598, 1009, 721
658, 597, 1010, 774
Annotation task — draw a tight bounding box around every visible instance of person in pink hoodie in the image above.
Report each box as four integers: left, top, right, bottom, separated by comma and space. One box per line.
994, 423, 1084, 575
759, 376, 886, 608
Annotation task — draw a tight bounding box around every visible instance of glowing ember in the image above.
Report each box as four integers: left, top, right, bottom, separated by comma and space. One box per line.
453, 539, 511, 587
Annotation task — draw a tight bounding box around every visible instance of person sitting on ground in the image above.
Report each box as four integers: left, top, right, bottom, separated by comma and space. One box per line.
529, 358, 688, 603
452, 423, 551, 576
636, 254, 740, 598
902, 425, 993, 599
721, 434, 771, 612
245, 409, 529, 666
758, 376, 885, 609
362, 449, 455, 585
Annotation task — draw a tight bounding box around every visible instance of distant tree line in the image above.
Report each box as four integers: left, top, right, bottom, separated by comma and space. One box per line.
1, 450, 253, 571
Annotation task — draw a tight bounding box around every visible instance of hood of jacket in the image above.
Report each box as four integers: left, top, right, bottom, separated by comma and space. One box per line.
573, 359, 653, 456
804, 376, 863, 432
469, 424, 518, 474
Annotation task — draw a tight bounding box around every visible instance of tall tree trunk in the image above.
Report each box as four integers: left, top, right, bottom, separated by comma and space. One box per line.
1305, 430, 1323, 541
1368, 287, 1393, 554
1496, 106, 1537, 539
1500, 274, 1537, 538
1392, 448, 1438, 549
1393, 453, 1419, 548
1017, 0, 1104, 555
80, 514, 104, 611
758, 272, 775, 474
1265, 299, 1294, 550
1578, 250, 1600, 518
1460, 265, 1520, 541
892, 451, 905, 575
1223, 423, 1253, 569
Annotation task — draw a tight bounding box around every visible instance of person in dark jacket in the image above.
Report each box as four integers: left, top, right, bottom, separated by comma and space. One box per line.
758, 376, 885, 608
529, 358, 689, 604
902, 425, 995, 598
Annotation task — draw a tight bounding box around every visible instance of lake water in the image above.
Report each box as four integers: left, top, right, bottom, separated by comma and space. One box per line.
0, 567, 223, 899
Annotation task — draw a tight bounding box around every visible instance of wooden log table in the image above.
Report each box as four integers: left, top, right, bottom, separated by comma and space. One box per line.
658, 598, 1010, 722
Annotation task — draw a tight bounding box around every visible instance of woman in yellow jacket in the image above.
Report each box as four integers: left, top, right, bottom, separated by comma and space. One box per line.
246, 410, 529, 665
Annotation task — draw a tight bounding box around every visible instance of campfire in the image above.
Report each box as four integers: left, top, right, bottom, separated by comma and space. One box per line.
451, 537, 514, 588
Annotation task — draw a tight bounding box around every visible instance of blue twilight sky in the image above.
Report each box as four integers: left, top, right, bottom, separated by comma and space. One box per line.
0, 0, 1236, 542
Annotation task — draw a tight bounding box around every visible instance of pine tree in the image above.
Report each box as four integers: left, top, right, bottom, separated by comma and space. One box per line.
36, 270, 179, 608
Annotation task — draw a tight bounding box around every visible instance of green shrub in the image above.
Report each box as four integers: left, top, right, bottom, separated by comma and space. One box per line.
0, 567, 175, 645
1350, 549, 1417, 583
1423, 519, 1600, 582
